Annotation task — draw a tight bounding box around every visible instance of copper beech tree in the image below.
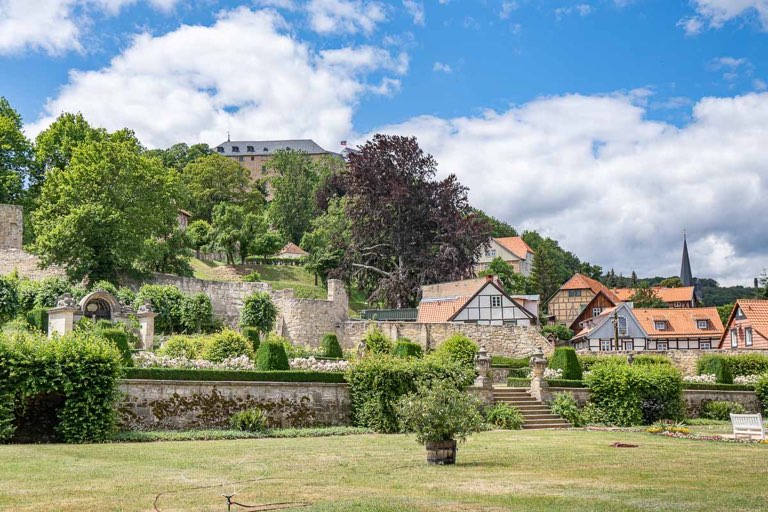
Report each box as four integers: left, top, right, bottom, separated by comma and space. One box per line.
341, 135, 490, 308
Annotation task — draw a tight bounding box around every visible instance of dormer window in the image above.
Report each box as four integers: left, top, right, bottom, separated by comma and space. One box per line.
735, 307, 746, 320
232, 146, 240, 153
247, 145, 255, 152
655, 321, 667, 331
696, 320, 709, 329
263, 147, 269, 152
216, 147, 224, 153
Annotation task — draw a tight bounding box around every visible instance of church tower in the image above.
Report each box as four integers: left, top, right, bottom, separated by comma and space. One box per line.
680, 234, 694, 287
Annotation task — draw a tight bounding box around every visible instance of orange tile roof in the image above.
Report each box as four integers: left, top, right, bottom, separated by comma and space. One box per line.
421, 277, 489, 300
726, 299, 768, 340
559, 273, 621, 303
417, 296, 469, 323
633, 307, 723, 338
494, 237, 534, 260
279, 242, 309, 256
612, 286, 695, 303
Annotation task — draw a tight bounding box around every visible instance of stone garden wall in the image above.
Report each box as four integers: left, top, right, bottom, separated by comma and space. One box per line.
118, 379, 351, 430
339, 321, 553, 358
0, 204, 22, 250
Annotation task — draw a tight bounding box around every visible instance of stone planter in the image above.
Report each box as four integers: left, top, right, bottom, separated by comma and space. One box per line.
425, 439, 457, 465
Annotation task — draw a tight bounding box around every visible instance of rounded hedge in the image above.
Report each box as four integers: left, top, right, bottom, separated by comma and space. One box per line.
203, 330, 254, 362
433, 334, 479, 368
158, 335, 208, 359
320, 333, 343, 359
255, 337, 290, 370
755, 374, 768, 414
548, 347, 583, 380
697, 355, 733, 384
392, 339, 423, 358
240, 292, 278, 334
242, 327, 261, 353
97, 328, 134, 366
363, 325, 393, 355
700, 400, 747, 420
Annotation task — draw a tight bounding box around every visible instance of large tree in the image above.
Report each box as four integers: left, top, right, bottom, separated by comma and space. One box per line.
267, 149, 320, 244
34, 112, 106, 186
629, 284, 668, 308
180, 153, 257, 222
530, 239, 563, 302
478, 257, 528, 295
32, 138, 180, 282
301, 197, 350, 285
145, 142, 211, 172
209, 203, 269, 264
0, 97, 33, 204
342, 135, 491, 308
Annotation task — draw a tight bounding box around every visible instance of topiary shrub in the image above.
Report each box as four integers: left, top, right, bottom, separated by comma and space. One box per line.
255, 335, 290, 370
347, 354, 474, 433
320, 333, 343, 359
242, 327, 261, 353
178, 293, 214, 334
240, 292, 277, 335
548, 347, 583, 380
230, 407, 268, 432
362, 325, 393, 355
96, 328, 134, 366
25, 308, 48, 334
158, 335, 209, 359
540, 324, 574, 341
585, 363, 684, 426
700, 400, 747, 420
433, 334, 479, 368
203, 330, 254, 363
697, 355, 733, 384
755, 374, 768, 414
549, 392, 584, 427
723, 354, 768, 377
393, 339, 423, 358
484, 403, 524, 430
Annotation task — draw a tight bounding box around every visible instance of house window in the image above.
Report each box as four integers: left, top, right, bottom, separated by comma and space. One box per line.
238, 156, 244, 162
600, 340, 612, 351
656, 342, 668, 351
232, 146, 240, 152
568, 290, 582, 297
491, 295, 502, 308
655, 321, 667, 331
746, 328, 753, 347
697, 320, 708, 329
700, 342, 711, 350
735, 307, 746, 320
216, 146, 224, 153
592, 307, 602, 317
674, 302, 682, 308
731, 329, 738, 348
247, 145, 255, 152
485, 249, 496, 257
623, 340, 634, 351
618, 317, 627, 336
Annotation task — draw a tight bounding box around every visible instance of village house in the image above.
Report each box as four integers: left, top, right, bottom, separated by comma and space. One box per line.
475, 237, 535, 277
546, 273, 621, 327
610, 285, 699, 308
571, 303, 647, 351
277, 242, 309, 260
417, 276, 538, 326
215, 138, 338, 182
720, 299, 768, 349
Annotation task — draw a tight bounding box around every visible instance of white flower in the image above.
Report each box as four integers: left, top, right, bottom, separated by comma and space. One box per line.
289, 357, 349, 372
734, 374, 761, 385
683, 374, 717, 383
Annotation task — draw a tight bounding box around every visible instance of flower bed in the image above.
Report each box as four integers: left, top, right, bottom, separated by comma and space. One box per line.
289, 357, 350, 372
647, 430, 768, 445
134, 352, 256, 370
684, 374, 717, 384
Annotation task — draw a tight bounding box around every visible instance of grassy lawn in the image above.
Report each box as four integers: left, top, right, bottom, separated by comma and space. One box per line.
1, 430, 766, 512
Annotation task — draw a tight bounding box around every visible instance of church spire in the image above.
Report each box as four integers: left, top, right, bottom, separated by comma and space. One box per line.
680, 232, 693, 287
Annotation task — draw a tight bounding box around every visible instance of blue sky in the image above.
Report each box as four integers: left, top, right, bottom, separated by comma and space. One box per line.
1, 0, 768, 285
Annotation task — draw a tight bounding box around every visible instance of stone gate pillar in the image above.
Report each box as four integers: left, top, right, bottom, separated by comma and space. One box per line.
47, 294, 79, 338
136, 303, 157, 350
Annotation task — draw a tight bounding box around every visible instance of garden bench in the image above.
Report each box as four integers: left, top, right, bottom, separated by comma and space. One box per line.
730, 413, 765, 440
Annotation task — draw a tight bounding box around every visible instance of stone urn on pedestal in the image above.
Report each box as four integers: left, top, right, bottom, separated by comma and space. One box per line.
529, 348, 549, 402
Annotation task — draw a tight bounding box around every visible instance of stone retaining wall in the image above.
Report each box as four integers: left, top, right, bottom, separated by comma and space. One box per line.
339, 321, 552, 358
0, 204, 22, 250
118, 379, 351, 430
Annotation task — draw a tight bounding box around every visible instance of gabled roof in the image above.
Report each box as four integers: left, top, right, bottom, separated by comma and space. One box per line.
493, 237, 534, 260
216, 139, 333, 156
722, 299, 768, 342
612, 286, 696, 304
634, 307, 723, 338
278, 242, 309, 256
557, 273, 621, 303
567, 289, 621, 331
572, 303, 648, 341
417, 296, 469, 323
420, 277, 487, 300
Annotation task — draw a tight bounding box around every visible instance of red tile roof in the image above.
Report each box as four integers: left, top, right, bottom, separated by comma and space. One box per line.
278, 242, 309, 256
634, 307, 723, 338
494, 237, 534, 260
421, 277, 488, 300
724, 299, 768, 340
559, 273, 621, 303
612, 286, 695, 304
417, 296, 470, 323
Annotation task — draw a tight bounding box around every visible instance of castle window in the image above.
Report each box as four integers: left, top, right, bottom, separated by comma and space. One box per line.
232, 146, 240, 152
247, 145, 255, 152
238, 156, 244, 162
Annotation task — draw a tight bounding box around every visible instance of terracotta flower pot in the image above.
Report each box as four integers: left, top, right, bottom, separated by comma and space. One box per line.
425, 439, 457, 465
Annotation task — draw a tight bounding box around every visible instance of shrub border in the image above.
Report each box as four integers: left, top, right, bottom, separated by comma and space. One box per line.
124, 367, 346, 383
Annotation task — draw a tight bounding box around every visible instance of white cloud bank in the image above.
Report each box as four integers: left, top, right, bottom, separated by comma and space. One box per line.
367, 92, 768, 285
0, 0, 178, 55
680, 0, 768, 34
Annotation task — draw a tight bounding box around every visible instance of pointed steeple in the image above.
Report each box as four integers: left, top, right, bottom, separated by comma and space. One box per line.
680, 232, 694, 287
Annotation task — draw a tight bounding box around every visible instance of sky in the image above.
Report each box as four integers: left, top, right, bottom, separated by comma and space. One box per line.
1, 0, 767, 286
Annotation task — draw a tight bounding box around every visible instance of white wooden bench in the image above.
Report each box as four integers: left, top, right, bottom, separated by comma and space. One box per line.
730, 413, 766, 440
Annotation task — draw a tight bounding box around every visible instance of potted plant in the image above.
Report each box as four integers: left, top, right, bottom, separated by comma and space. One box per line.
395, 380, 485, 465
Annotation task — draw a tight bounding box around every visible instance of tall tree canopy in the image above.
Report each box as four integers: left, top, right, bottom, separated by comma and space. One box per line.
472, 209, 518, 238
34, 113, 106, 187
180, 153, 258, 222
342, 134, 491, 308
32, 137, 180, 282
145, 142, 211, 172
0, 97, 33, 204
267, 149, 320, 244
301, 197, 350, 285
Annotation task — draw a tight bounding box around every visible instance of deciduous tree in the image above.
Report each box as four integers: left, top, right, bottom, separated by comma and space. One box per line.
180, 154, 257, 222
267, 149, 320, 244
478, 257, 528, 295
0, 97, 33, 204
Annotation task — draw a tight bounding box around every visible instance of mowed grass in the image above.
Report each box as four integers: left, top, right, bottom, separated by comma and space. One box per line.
1, 430, 767, 512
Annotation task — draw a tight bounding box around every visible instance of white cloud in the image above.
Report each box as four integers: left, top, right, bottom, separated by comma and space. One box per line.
500, 1, 518, 19
28, 8, 406, 152
681, 0, 768, 33
0, 0, 179, 55
433, 61, 452, 73
364, 92, 768, 285
402, 0, 425, 25
307, 0, 386, 35
754, 78, 768, 90
554, 4, 593, 20
709, 56, 753, 83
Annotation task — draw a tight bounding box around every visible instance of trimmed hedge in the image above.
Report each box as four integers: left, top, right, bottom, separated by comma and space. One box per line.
549, 347, 583, 380
242, 327, 260, 353
254, 339, 289, 371
683, 383, 755, 391
124, 367, 346, 383
508, 368, 530, 378
578, 355, 626, 371
321, 333, 344, 359
490, 356, 530, 368
203, 329, 253, 362
392, 339, 423, 358
756, 375, 768, 414
724, 354, 768, 377
25, 308, 48, 333
97, 328, 134, 366
697, 355, 733, 384
507, 378, 532, 387
548, 379, 587, 388
633, 355, 672, 366
433, 333, 479, 368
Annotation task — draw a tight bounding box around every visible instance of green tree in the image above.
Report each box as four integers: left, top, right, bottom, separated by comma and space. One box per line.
209, 203, 266, 264
240, 292, 278, 334
717, 303, 734, 326
478, 257, 528, 294
33, 112, 106, 186
180, 153, 258, 222
659, 276, 683, 288
531, 240, 563, 302
267, 149, 320, 244
0, 97, 33, 204
135, 226, 193, 276
301, 197, 350, 285
471, 208, 518, 237
32, 138, 180, 282
629, 284, 668, 308
186, 219, 211, 258
145, 142, 211, 172
251, 229, 285, 261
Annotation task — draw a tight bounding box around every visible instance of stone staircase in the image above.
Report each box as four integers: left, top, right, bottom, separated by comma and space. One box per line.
492, 387, 570, 430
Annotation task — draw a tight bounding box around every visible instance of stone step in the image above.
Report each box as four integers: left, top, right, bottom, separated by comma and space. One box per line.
524, 418, 569, 425
521, 414, 564, 420
522, 423, 570, 430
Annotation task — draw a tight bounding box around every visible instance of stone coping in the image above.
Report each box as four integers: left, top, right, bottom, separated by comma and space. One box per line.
120, 379, 349, 388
